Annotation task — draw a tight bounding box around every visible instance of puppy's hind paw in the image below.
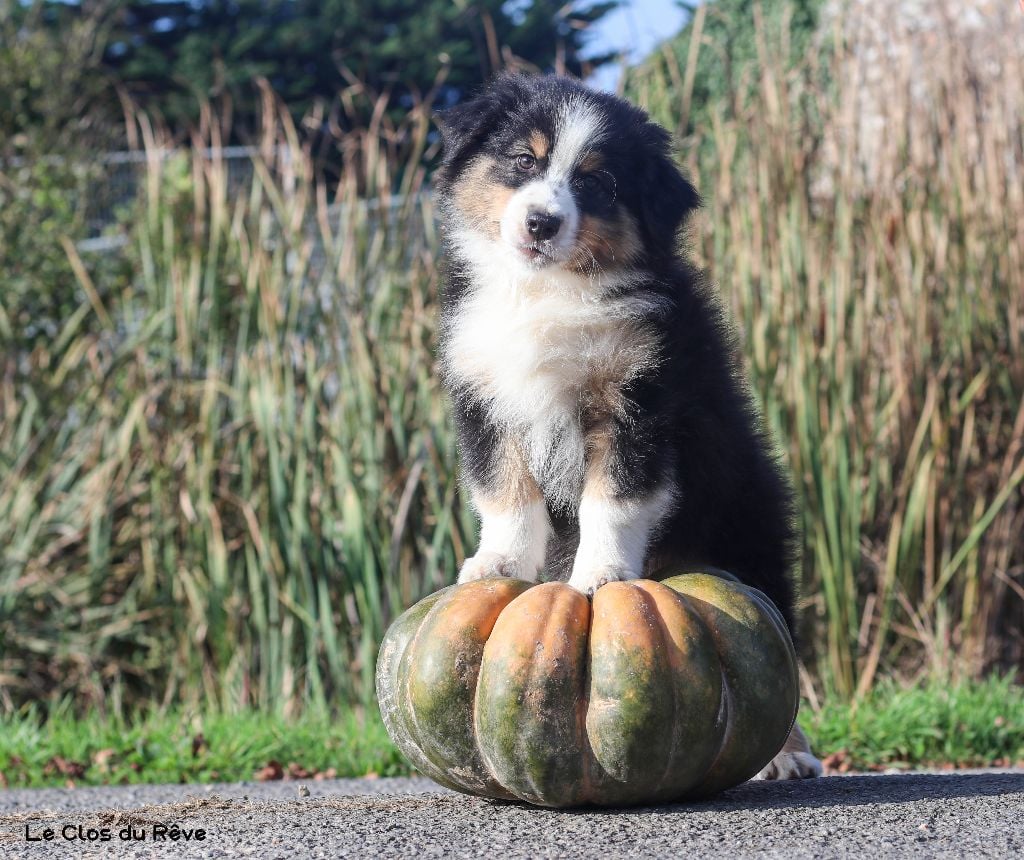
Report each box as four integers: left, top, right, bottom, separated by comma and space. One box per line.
756, 751, 823, 781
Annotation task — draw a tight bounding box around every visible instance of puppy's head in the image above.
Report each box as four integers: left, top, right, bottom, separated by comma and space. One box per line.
435, 74, 699, 275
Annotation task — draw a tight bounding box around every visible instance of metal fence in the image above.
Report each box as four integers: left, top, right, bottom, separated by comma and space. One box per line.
73, 145, 429, 255
77, 146, 268, 251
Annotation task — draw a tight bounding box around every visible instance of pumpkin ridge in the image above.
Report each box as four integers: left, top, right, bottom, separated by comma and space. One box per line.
661, 577, 799, 793
404, 582, 525, 798
632, 580, 726, 799
641, 584, 688, 795
520, 585, 574, 803
468, 583, 531, 793
463, 583, 535, 798
699, 662, 734, 796
743, 587, 799, 741
474, 583, 591, 806
387, 588, 471, 793
664, 591, 741, 796
401, 592, 462, 778
578, 597, 595, 804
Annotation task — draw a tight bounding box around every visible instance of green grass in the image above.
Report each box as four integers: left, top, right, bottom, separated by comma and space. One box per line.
0, 705, 406, 789
803, 675, 1024, 771
1, 678, 1021, 788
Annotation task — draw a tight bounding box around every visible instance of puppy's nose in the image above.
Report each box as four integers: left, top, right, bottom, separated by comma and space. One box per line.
525, 212, 562, 241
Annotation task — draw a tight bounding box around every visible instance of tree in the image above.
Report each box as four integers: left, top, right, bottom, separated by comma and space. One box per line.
95, 0, 617, 136
0, 1, 122, 352
0, 0, 115, 150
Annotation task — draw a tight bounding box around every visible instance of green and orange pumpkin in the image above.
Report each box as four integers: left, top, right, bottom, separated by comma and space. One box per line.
375, 572, 798, 808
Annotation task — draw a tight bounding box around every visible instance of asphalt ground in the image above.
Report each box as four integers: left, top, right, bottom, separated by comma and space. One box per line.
1, 771, 1022, 859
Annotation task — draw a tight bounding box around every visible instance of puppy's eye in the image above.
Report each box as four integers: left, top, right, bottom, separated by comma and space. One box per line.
574, 173, 605, 194
515, 154, 537, 171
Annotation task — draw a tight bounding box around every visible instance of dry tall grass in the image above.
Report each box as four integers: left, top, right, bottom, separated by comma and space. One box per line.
1, 87, 465, 713
632, 1, 1024, 695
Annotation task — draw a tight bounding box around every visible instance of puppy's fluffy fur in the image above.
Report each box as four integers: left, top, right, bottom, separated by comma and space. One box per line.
435, 74, 821, 780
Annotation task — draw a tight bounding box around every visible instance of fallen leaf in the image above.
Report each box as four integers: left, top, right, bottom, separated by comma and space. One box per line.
44, 756, 86, 779
93, 748, 116, 773
821, 750, 852, 774
286, 762, 313, 780
255, 760, 284, 781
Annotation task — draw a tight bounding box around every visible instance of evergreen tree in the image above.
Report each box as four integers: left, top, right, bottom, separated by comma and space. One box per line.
98, 0, 617, 135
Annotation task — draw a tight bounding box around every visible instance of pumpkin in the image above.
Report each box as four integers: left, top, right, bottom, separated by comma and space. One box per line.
375, 572, 798, 808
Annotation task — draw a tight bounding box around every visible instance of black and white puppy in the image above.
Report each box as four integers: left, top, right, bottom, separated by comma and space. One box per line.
434, 73, 821, 780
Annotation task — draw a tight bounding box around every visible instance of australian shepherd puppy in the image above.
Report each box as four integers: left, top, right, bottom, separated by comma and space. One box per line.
434, 73, 821, 780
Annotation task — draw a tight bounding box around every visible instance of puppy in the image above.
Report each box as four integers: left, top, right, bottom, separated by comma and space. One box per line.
434, 73, 821, 781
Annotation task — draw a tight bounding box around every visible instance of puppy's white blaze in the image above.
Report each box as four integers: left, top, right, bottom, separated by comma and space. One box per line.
471, 497, 551, 580
549, 96, 607, 181
499, 179, 579, 260
568, 484, 677, 590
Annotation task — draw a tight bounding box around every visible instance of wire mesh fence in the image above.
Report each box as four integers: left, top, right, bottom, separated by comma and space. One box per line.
71, 145, 430, 256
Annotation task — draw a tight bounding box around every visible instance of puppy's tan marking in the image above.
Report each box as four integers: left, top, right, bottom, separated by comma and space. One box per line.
582, 422, 616, 492
459, 435, 551, 584
453, 156, 510, 240
528, 130, 550, 160
573, 211, 643, 271
578, 151, 604, 173
476, 435, 544, 513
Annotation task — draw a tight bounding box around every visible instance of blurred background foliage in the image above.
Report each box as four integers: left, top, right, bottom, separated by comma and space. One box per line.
0, 3, 123, 353
13, 0, 616, 141
1, 0, 1022, 717
630, 0, 826, 136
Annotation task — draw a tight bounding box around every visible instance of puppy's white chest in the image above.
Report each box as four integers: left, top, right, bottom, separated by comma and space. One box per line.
446, 287, 610, 421
446, 275, 655, 507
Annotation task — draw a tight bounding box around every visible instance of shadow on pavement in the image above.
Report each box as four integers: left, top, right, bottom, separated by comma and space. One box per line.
556, 772, 1024, 815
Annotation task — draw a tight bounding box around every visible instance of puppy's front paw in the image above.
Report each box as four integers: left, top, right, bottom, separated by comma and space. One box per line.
567, 565, 631, 598
458, 551, 523, 583
756, 751, 823, 781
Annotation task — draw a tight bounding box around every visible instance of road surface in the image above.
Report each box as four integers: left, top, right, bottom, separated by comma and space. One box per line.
1, 771, 1021, 858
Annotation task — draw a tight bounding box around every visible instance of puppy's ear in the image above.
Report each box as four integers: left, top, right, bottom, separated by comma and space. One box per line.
638, 125, 700, 252
435, 96, 492, 164
435, 74, 530, 188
